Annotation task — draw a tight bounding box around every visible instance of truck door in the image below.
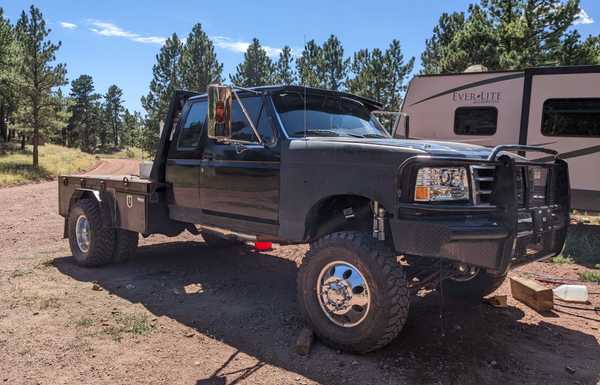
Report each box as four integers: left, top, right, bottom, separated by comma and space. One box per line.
165, 99, 208, 215
522, 67, 600, 211
199, 95, 280, 236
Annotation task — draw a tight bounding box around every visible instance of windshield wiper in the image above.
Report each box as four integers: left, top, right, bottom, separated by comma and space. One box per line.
300, 129, 341, 137
361, 133, 389, 138
341, 133, 389, 139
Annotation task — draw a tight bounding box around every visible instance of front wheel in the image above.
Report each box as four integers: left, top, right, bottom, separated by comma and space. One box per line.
297, 231, 409, 353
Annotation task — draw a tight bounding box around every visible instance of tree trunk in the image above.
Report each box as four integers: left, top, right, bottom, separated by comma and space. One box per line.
113, 120, 119, 148
21, 135, 26, 150
32, 100, 39, 169
0, 104, 7, 143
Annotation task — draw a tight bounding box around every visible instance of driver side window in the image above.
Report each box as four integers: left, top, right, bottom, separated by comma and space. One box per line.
230, 96, 275, 144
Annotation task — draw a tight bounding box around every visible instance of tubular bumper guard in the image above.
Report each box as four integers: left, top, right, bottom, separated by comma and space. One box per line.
390, 145, 570, 275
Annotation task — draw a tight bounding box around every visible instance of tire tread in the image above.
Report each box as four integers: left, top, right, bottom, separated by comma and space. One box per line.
297, 231, 409, 353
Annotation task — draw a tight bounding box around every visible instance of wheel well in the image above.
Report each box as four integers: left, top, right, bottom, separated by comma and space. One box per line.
305, 195, 376, 241
65, 190, 115, 237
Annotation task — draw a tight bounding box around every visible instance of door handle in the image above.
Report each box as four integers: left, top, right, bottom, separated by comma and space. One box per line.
235, 143, 248, 154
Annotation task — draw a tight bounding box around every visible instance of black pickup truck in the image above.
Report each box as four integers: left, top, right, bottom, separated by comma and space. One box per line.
58, 84, 570, 353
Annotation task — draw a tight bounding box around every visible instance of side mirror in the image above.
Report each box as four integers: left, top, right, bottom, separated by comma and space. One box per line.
207, 84, 232, 140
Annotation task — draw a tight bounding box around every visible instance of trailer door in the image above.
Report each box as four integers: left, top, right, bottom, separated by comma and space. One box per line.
522, 67, 600, 211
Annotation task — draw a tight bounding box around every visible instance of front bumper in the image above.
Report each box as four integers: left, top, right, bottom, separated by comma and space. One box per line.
391, 151, 570, 275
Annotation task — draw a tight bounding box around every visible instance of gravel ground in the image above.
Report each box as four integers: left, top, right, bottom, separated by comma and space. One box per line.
0, 159, 598, 385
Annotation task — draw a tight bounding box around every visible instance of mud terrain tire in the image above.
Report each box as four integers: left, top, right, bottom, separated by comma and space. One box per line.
297, 231, 409, 353
68, 199, 115, 267
113, 229, 139, 262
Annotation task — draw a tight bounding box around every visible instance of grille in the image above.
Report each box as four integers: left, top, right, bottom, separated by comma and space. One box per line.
515, 167, 526, 207
529, 167, 549, 207
471, 165, 496, 205
471, 164, 551, 207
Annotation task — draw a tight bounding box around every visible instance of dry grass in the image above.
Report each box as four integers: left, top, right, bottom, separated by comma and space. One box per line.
0, 143, 96, 187
578, 270, 600, 282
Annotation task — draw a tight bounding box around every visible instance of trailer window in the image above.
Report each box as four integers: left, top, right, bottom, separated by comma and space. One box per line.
542, 98, 600, 137
177, 101, 208, 150
454, 107, 497, 136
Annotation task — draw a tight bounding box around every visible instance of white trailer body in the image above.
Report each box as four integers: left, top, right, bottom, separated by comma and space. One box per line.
395, 66, 600, 211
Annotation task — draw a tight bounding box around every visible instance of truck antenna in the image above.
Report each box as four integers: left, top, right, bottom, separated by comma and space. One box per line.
303, 34, 307, 140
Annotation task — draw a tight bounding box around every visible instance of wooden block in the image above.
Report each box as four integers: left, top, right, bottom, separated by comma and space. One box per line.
510, 276, 553, 312
295, 327, 314, 356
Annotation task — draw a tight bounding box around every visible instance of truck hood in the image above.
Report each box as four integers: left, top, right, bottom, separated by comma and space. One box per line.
304, 137, 492, 159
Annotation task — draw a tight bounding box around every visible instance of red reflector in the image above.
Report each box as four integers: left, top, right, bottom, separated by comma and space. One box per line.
254, 242, 272, 251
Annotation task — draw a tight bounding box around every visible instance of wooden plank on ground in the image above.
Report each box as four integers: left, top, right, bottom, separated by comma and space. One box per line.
295, 328, 314, 356
510, 275, 553, 312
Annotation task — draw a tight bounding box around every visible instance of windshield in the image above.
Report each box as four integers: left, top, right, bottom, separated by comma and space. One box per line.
272, 91, 389, 138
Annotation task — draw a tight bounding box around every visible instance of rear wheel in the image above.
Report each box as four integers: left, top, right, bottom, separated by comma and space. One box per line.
442, 270, 507, 300
297, 231, 409, 353
113, 229, 139, 262
68, 199, 115, 267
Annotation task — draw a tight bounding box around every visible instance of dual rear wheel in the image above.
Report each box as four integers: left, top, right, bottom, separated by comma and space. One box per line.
68, 199, 138, 267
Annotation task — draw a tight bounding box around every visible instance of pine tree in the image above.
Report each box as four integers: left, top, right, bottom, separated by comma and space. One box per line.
296, 40, 325, 87
180, 24, 223, 92
321, 35, 349, 91
421, 12, 466, 74
230, 38, 274, 86
46, 88, 71, 145
121, 109, 142, 148
0, 8, 17, 143
68, 75, 99, 152
274, 46, 296, 85
483, 0, 581, 68
141, 33, 183, 154
14, 5, 66, 167
421, 7, 498, 74
347, 41, 414, 111
104, 84, 124, 148
551, 31, 600, 65
384, 40, 415, 110
422, 0, 586, 73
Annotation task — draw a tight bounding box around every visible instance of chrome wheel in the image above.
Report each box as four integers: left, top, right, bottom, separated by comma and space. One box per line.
316, 261, 371, 327
75, 215, 91, 253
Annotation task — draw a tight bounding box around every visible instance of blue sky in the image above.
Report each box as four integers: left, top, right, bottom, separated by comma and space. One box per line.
2, 1, 599, 113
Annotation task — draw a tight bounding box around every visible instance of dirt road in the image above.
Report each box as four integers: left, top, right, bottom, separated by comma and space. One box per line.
1, 159, 599, 385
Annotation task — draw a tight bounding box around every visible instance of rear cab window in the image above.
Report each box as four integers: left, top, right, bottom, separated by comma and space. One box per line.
177, 101, 208, 150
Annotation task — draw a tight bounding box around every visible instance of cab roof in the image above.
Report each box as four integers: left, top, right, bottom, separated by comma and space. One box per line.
186, 85, 384, 111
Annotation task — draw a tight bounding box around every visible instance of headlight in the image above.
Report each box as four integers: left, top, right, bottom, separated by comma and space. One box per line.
415, 167, 470, 202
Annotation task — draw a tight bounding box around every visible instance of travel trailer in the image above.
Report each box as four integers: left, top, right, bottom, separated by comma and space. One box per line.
394, 65, 600, 211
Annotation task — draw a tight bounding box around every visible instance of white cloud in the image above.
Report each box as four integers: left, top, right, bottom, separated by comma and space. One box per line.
60, 21, 78, 30
212, 36, 283, 58
574, 9, 594, 25
88, 20, 166, 45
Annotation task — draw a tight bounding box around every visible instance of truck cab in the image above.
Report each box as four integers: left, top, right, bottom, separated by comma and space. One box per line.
58, 84, 570, 353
